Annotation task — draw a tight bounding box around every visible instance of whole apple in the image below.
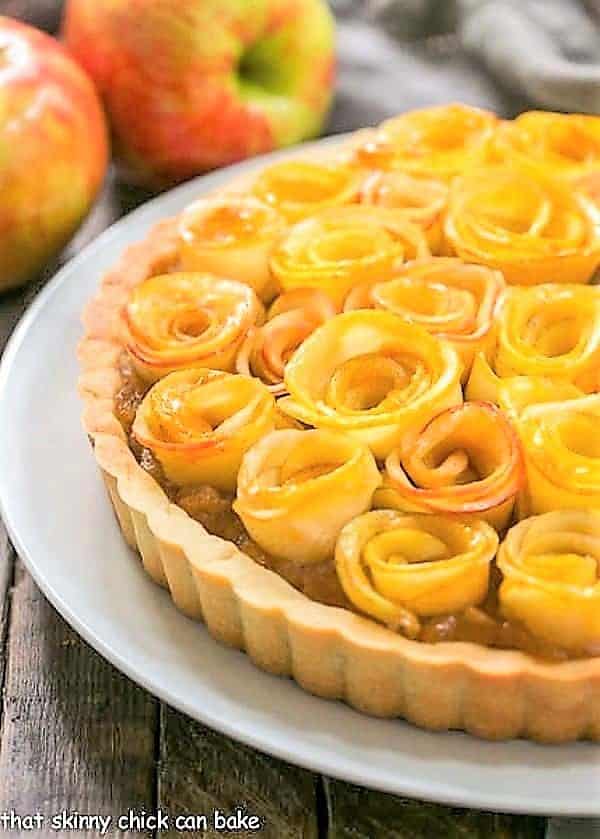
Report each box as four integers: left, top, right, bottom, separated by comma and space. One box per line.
0, 16, 108, 293
62, 0, 335, 188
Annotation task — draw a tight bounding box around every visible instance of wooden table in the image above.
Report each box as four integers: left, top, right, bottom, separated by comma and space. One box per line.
0, 171, 555, 839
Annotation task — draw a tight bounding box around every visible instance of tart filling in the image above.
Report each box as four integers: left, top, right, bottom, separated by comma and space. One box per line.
358, 171, 448, 252
517, 395, 600, 515
235, 288, 338, 395
113, 351, 596, 661
234, 428, 381, 564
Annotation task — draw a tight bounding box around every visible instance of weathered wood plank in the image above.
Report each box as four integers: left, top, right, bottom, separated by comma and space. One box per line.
0, 562, 158, 838
158, 705, 320, 839
324, 778, 546, 838
0, 525, 15, 694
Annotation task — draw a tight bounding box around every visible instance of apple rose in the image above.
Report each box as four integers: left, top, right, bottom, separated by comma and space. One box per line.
279, 310, 463, 459
444, 165, 600, 285
250, 159, 363, 222
353, 104, 497, 180
123, 273, 264, 382
178, 195, 286, 301
497, 510, 600, 654
516, 394, 600, 515
376, 402, 525, 530
233, 429, 381, 564
494, 285, 600, 392
466, 353, 585, 419
359, 171, 448, 253
344, 258, 505, 379
236, 289, 338, 394
492, 112, 600, 180
132, 368, 277, 491
270, 206, 430, 307
335, 510, 498, 636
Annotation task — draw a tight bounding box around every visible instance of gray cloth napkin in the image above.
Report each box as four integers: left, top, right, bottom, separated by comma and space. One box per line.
328, 16, 525, 133
333, 0, 600, 116
458, 0, 600, 113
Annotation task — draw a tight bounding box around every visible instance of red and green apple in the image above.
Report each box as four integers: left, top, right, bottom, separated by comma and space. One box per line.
0, 16, 108, 293
62, 0, 336, 188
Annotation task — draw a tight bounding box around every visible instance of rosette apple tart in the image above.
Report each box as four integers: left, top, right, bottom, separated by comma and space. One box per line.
79, 104, 600, 742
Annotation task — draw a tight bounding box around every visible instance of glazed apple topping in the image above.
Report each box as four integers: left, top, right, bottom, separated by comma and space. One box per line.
108, 104, 600, 661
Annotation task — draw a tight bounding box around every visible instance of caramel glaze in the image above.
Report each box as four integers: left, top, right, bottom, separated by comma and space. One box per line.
114, 353, 570, 660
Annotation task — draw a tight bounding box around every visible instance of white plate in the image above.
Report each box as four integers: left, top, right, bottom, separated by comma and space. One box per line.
1, 140, 599, 817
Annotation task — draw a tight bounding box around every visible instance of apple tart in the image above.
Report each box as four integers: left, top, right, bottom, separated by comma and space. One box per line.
80, 105, 600, 742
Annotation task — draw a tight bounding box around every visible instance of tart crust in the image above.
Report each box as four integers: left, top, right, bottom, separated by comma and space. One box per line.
78, 149, 600, 744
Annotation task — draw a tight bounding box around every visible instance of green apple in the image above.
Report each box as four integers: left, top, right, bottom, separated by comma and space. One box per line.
62, 0, 335, 188
0, 16, 108, 293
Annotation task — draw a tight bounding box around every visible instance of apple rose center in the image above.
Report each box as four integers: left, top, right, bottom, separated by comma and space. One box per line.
326, 354, 422, 412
